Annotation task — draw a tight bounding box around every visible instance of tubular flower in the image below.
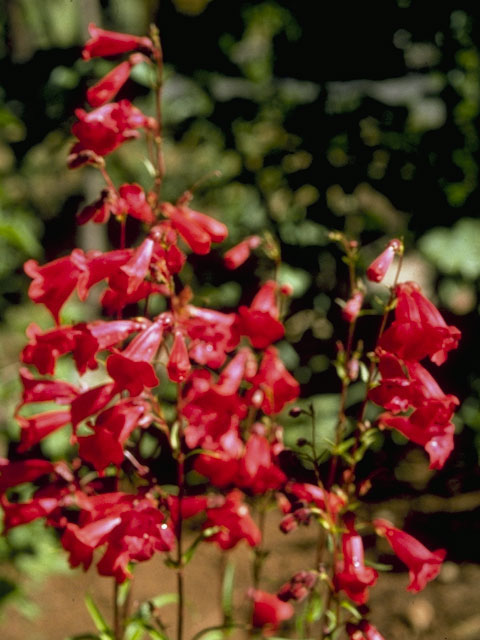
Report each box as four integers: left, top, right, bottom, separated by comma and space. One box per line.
203, 490, 261, 550
167, 331, 191, 382
224, 235, 261, 269
86, 54, 146, 107
249, 589, 294, 635
346, 621, 386, 640
374, 518, 446, 592
334, 517, 378, 604
82, 23, 153, 60
380, 281, 461, 365
160, 202, 228, 255
366, 238, 402, 283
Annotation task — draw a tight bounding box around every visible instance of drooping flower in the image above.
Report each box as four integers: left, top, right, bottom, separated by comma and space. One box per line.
167, 331, 191, 382
160, 202, 228, 255
374, 518, 446, 592
86, 54, 147, 107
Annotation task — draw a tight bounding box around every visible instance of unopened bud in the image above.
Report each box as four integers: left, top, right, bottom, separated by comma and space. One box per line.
289, 406, 303, 417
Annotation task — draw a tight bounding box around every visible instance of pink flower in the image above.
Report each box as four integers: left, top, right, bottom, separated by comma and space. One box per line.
374, 518, 446, 592
82, 23, 153, 60
366, 239, 401, 283
342, 291, 364, 323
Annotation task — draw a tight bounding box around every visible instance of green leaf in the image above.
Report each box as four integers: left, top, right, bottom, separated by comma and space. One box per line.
84, 594, 112, 637
340, 600, 362, 619
149, 593, 179, 609
221, 561, 235, 623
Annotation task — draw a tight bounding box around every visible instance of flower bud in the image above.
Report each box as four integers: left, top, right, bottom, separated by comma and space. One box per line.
366, 239, 402, 283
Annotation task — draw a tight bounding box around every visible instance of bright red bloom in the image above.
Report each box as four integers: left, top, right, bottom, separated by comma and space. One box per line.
18, 367, 78, 407
334, 517, 378, 604
379, 408, 455, 470
71, 100, 154, 157
374, 518, 446, 592
380, 282, 461, 365
224, 235, 261, 269
204, 490, 261, 550
82, 23, 153, 60
238, 281, 285, 349
249, 589, 294, 635
342, 291, 364, 323
106, 320, 163, 395
366, 239, 401, 283
78, 400, 150, 471
24, 251, 88, 323
246, 346, 299, 414
118, 183, 155, 223
184, 305, 239, 369
1, 491, 65, 531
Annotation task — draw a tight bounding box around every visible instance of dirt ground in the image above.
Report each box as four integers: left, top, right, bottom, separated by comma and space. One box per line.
2, 501, 480, 640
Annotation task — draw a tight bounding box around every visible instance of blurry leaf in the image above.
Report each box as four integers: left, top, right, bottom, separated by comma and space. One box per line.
419, 218, 480, 278
278, 263, 312, 297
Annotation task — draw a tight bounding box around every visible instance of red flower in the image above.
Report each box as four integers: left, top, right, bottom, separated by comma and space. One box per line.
249, 589, 294, 635
78, 400, 150, 471
380, 282, 461, 365
374, 518, 446, 592
17, 410, 71, 452
161, 202, 228, 255
366, 239, 401, 283
286, 482, 346, 518
82, 23, 153, 60
71, 100, 154, 157
184, 305, 239, 369
0, 458, 54, 493
106, 320, 163, 395
87, 55, 146, 107
24, 252, 88, 324
246, 346, 299, 414
224, 235, 261, 269
334, 517, 378, 604
118, 183, 155, 223
238, 281, 285, 349
204, 490, 261, 550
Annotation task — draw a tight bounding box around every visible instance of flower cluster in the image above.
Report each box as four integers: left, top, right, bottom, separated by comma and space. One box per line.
0, 24, 462, 640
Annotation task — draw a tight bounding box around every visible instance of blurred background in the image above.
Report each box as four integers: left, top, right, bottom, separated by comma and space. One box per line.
1, 0, 480, 638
